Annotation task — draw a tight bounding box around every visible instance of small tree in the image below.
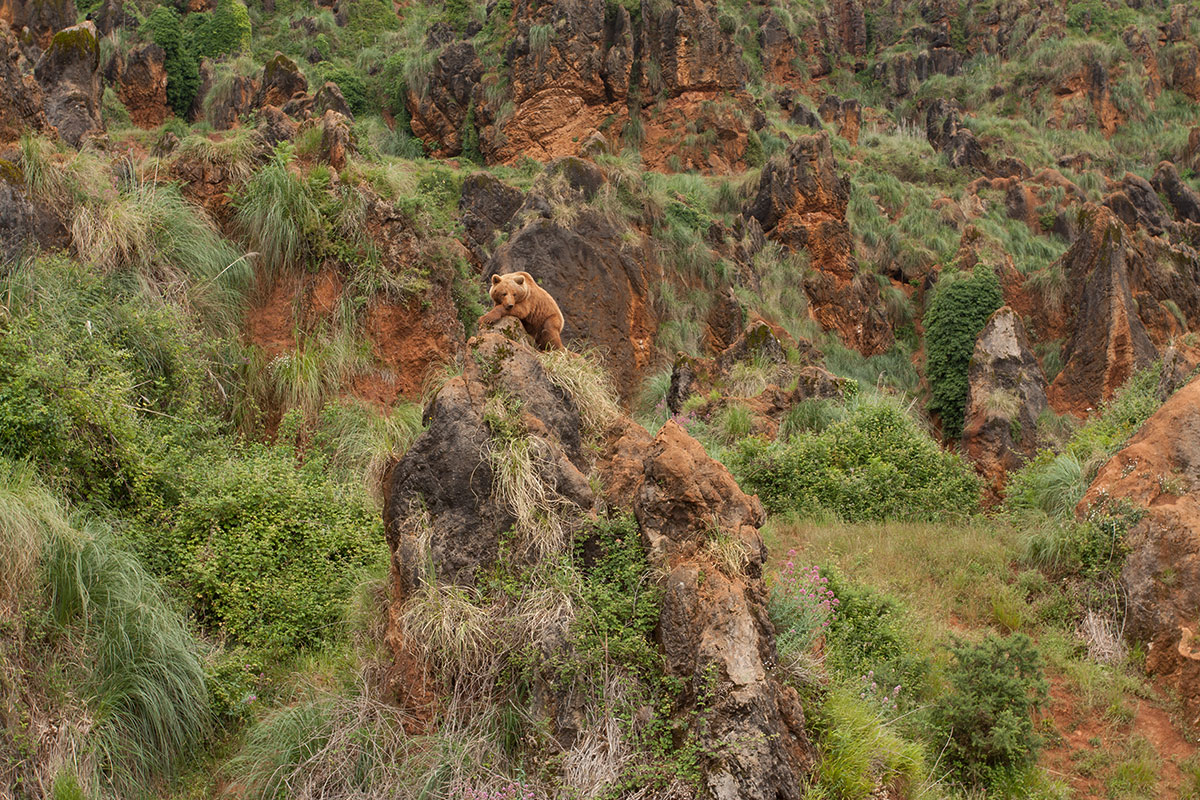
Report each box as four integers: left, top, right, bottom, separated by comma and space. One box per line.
930, 633, 1048, 789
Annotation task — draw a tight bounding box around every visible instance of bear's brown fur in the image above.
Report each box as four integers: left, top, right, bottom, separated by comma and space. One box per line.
477, 271, 565, 350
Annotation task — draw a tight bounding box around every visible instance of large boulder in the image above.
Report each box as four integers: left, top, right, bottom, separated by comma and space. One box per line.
253, 52, 307, 109
961, 307, 1048, 497
384, 325, 814, 799
0, 0, 76, 48
1152, 161, 1200, 224
34, 21, 102, 147
115, 43, 168, 128
0, 20, 51, 146
484, 201, 659, 404
1048, 205, 1156, 415
1080, 374, 1200, 719
743, 131, 892, 355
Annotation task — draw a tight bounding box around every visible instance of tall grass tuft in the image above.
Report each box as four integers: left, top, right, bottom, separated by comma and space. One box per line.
0, 458, 209, 793
47, 518, 210, 792
71, 176, 251, 332
232, 143, 322, 280
536, 349, 621, 436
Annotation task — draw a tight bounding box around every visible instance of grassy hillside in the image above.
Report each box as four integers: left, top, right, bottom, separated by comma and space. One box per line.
2, 0, 1199, 796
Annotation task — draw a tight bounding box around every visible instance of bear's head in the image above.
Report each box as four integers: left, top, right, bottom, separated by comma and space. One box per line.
490, 273, 530, 311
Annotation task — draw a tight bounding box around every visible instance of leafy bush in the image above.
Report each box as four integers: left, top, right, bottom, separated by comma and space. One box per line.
924, 266, 1003, 438
571, 514, 663, 678
822, 571, 929, 709
0, 257, 215, 509
126, 442, 387, 653
726, 397, 980, 522
930, 633, 1048, 790
191, 0, 252, 59
320, 64, 370, 115
141, 6, 200, 117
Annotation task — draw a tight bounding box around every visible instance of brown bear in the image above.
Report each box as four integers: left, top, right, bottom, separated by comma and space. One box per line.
477, 271, 566, 350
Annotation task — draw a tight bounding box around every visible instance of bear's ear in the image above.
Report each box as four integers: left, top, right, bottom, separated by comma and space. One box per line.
491, 274, 502, 284
514, 275, 525, 285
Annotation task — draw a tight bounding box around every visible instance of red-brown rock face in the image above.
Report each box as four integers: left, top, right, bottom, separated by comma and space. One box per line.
0, 20, 51, 146
116, 44, 168, 128
962, 307, 1048, 499
1048, 205, 1156, 416
743, 131, 892, 355
1081, 375, 1200, 720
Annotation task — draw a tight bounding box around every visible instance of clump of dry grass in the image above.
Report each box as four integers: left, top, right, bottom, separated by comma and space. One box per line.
484, 394, 572, 559
1077, 608, 1126, 665
536, 348, 621, 436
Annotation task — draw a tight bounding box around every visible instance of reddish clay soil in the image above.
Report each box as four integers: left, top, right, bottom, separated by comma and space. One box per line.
1039, 673, 1197, 798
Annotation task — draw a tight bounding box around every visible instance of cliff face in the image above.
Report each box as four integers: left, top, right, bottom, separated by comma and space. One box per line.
1082, 375, 1200, 721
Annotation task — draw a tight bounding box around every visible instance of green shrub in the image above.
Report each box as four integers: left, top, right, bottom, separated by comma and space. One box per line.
726, 396, 980, 522
930, 633, 1048, 790
191, 0, 252, 59
570, 514, 663, 678
822, 571, 929, 708
141, 6, 200, 117
320, 64, 370, 115
126, 441, 387, 653
0, 256, 215, 509
924, 266, 1003, 438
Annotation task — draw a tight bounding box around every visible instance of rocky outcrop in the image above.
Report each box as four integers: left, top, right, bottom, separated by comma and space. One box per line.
1152, 161, 1200, 224
88, 0, 134, 36
1080, 374, 1200, 720
818, 95, 860, 145
961, 307, 1048, 498
0, 165, 35, 263
1169, 45, 1200, 102
743, 131, 892, 355
0, 20, 51, 146
1104, 172, 1172, 237
207, 71, 257, 130
34, 21, 101, 147
925, 98, 989, 173
459, 171, 524, 260
385, 324, 814, 799
253, 52, 307, 109
312, 81, 352, 119
0, 0, 75, 49
1048, 205, 1156, 415
639, 0, 747, 97
405, 41, 482, 157
115, 44, 168, 128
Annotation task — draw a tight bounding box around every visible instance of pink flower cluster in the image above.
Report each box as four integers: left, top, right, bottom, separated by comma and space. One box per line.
460, 784, 539, 800
859, 670, 902, 714
771, 551, 839, 653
